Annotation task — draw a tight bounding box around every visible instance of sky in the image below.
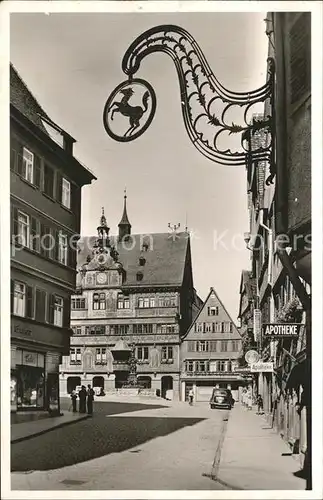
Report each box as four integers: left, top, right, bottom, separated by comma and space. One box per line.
10, 11, 269, 320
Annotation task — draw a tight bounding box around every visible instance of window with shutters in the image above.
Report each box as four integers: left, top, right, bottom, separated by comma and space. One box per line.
13, 281, 26, 316
53, 296, 63, 327
62, 178, 71, 209
17, 211, 30, 247
35, 289, 47, 322
22, 148, 34, 183
58, 231, 68, 265
43, 164, 54, 198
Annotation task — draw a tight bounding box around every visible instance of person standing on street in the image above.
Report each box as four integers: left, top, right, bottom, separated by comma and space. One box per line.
87, 384, 95, 415
256, 394, 264, 415
70, 389, 77, 413
78, 386, 87, 413
188, 388, 194, 406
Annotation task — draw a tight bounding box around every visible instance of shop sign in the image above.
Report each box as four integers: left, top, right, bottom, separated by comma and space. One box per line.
253, 309, 261, 342
262, 323, 302, 338
23, 352, 38, 367
234, 366, 251, 373
245, 349, 260, 364
250, 362, 274, 373
14, 324, 32, 337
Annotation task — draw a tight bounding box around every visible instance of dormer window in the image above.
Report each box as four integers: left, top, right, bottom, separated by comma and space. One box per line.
136, 271, 143, 281
139, 256, 146, 266
142, 242, 149, 252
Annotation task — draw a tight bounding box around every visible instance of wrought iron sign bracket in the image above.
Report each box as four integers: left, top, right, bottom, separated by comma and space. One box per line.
104, 25, 276, 184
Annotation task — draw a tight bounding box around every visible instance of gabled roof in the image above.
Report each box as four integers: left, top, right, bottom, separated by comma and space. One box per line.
10, 64, 51, 135
239, 269, 257, 300
77, 232, 191, 288
183, 287, 242, 341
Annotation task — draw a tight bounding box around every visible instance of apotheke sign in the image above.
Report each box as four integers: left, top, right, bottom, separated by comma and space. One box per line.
250, 362, 274, 373
262, 323, 302, 338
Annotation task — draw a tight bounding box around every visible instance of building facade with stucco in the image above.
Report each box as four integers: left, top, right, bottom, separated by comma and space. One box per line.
59, 196, 200, 400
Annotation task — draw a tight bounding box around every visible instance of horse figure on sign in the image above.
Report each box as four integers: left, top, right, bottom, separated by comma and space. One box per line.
108, 87, 150, 137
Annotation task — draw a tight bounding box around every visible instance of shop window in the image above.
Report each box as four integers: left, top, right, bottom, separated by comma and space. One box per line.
54, 296, 64, 327
15, 350, 45, 409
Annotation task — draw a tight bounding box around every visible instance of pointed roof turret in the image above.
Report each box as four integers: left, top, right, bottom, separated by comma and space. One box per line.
118, 189, 132, 240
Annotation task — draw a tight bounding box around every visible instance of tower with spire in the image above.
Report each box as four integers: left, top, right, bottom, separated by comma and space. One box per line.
118, 189, 131, 241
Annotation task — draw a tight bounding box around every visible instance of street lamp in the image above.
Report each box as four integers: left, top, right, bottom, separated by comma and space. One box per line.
103, 25, 275, 183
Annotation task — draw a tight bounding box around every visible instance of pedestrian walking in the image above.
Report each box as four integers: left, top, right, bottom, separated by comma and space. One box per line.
78, 385, 87, 413
87, 384, 95, 415
247, 388, 253, 410
256, 394, 264, 414
70, 389, 78, 413
188, 388, 194, 406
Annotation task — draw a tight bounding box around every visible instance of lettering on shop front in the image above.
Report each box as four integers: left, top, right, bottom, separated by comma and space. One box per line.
14, 325, 32, 337
262, 323, 301, 338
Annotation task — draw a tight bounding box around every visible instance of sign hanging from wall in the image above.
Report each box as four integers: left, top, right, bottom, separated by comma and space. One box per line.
253, 309, 261, 342
245, 350, 260, 364
262, 323, 302, 338
250, 362, 274, 373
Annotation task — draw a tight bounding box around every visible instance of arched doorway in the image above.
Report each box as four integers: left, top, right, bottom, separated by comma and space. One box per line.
67, 376, 81, 394
93, 376, 104, 389
138, 376, 151, 389
161, 376, 173, 399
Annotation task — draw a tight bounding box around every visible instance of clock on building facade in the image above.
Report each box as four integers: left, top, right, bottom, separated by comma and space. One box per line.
96, 272, 107, 285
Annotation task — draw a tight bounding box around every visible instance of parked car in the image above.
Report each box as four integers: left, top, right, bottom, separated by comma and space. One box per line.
210, 388, 234, 410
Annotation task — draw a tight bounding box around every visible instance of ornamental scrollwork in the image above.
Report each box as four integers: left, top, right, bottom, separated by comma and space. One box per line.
104, 25, 275, 184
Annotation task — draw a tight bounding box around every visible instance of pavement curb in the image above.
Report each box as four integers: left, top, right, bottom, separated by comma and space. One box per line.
11, 414, 90, 444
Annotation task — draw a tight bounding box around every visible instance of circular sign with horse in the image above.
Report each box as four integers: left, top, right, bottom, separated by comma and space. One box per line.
103, 79, 156, 142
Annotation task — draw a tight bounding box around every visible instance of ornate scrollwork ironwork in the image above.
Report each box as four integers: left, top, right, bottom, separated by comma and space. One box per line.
104, 25, 275, 183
